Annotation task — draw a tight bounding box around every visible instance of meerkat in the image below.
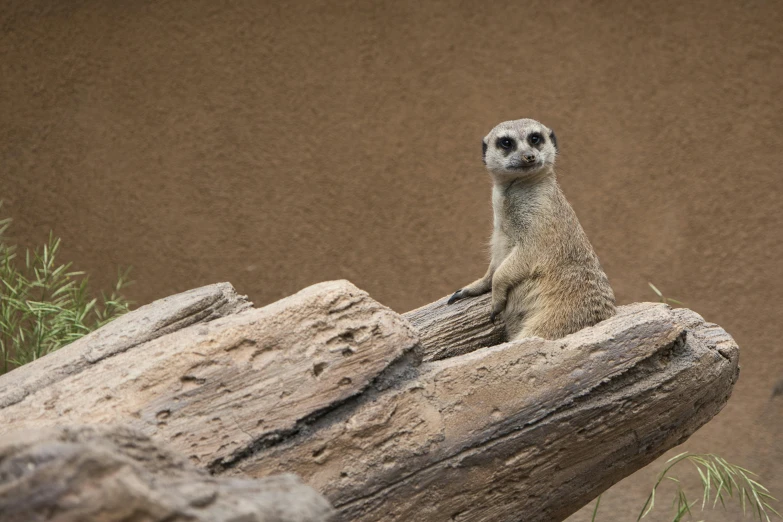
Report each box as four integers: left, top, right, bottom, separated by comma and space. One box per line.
447, 118, 616, 340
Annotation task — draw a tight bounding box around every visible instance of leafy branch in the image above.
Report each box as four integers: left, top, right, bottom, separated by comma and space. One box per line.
591, 452, 781, 522
0, 208, 132, 375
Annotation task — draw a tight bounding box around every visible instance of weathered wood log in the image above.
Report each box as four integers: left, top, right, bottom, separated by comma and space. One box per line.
0, 280, 740, 522
403, 292, 660, 361
232, 302, 739, 521
0, 280, 420, 471
0, 282, 252, 409
0, 425, 334, 522
403, 292, 506, 361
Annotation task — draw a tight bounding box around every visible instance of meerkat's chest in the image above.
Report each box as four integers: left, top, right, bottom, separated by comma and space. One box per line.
492, 185, 538, 239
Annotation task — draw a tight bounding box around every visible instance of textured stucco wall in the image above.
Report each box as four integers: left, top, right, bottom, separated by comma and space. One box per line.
1, 1, 782, 520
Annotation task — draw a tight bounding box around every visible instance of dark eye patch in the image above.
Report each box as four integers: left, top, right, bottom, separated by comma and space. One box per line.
482, 140, 487, 164
496, 136, 516, 154
528, 132, 544, 147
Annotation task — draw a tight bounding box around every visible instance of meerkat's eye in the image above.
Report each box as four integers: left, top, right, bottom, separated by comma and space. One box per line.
497, 137, 514, 150
529, 133, 543, 146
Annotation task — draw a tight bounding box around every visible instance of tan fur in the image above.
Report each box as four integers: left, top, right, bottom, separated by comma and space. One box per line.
448, 118, 616, 340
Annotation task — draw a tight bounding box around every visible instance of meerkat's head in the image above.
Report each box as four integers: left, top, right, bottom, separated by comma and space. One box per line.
482, 118, 558, 180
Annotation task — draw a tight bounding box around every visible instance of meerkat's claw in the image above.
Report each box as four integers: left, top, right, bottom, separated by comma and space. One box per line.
447, 290, 463, 305
490, 310, 497, 323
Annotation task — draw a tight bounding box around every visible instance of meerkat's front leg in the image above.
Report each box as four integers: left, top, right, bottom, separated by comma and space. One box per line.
447, 264, 494, 305
489, 248, 525, 322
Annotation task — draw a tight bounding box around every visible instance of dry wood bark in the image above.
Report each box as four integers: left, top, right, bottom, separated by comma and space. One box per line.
0, 280, 740, 522
0, 425, 334, 522
0, 282, 252, 409
0, 280, 420, 471
403, 292, 506, 361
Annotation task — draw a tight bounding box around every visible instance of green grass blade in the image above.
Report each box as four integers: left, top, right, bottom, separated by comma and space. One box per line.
591, 494, 601, 522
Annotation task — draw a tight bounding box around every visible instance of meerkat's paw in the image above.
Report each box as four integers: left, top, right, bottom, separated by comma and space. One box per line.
447, 290, 465, 305
490, 301, 506, 323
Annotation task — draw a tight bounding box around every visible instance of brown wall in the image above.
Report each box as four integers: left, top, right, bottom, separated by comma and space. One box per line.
2, 0, 782, 519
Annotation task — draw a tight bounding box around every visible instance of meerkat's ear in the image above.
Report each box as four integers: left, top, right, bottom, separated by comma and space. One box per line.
549, 130, 558, 151
482, 140, 488, 164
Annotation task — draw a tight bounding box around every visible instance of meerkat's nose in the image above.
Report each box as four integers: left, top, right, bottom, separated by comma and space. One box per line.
522, 152, 537, 163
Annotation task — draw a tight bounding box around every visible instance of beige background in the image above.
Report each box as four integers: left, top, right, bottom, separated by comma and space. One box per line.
1, 1, 781, 520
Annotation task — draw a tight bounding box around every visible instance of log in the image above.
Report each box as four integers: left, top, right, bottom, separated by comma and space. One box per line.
0, 280, 420, 471
232, 302, 739, 522
403, 292, 506, 361
0, 425, 334, 522
0, 280, 740, 522
402, 292, 668, 360
0, 282, 253, 409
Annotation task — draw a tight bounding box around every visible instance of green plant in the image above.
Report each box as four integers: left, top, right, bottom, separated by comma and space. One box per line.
0, 211, 132, 375
590, 452, 781, 522
649, 282, 684, 307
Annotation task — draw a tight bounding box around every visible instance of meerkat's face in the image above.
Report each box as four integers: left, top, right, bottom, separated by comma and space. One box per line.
482, 118, 558, 179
